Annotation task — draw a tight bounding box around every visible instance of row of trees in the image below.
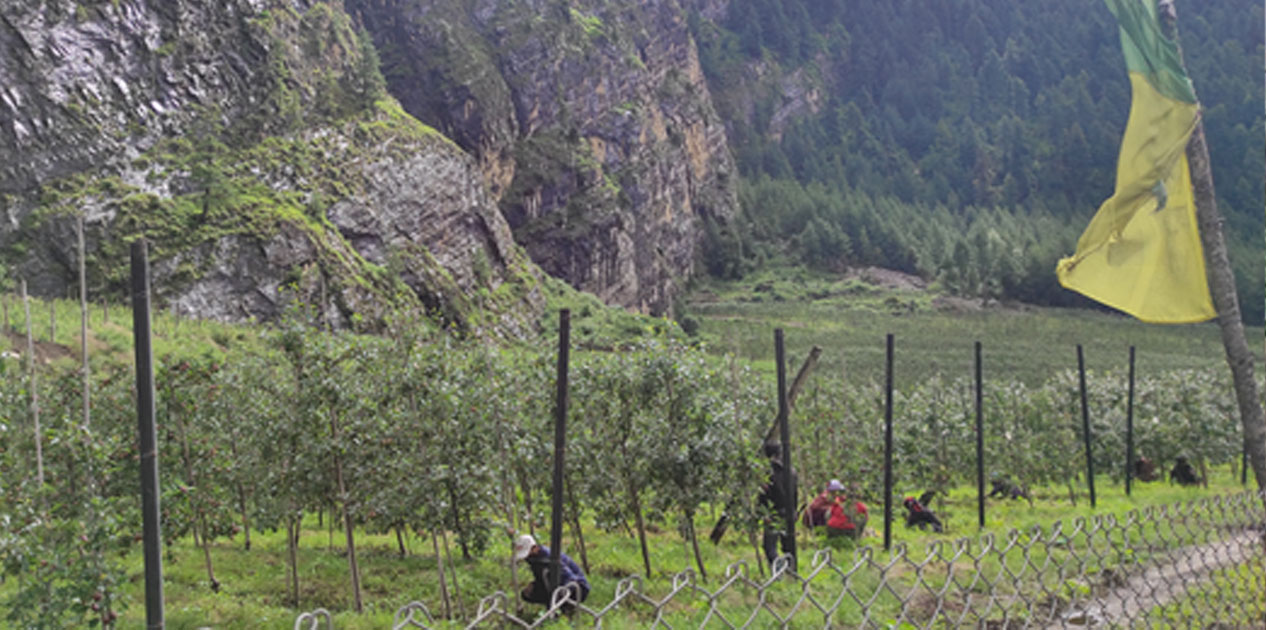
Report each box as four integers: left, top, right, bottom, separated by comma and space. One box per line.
706, 177, 1087, 307
0, 305, 1248, 622
792, 366, 1243, 507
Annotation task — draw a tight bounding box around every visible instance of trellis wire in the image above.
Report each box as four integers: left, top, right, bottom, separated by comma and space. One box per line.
297, 491, 1265, 629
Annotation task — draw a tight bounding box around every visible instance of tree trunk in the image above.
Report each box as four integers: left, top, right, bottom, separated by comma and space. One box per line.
441, 530, 465, 619
686, 510, 707, 582
446, 480, 471, 560
395, 525, 407, 557
432, 532, 451, 618
197, 511, 220, 592
175, 412, 217, 589
21, 280, 44, 491
498, 436, 522, 616
174, 401, 217, 591
521, 474, 536, 537
629, 481, 652, 578
749, 529, 765, 578
287, 514, 300, 608
328, 410, 363, 613
1162, 0, 1266, 496
1065, 479, 1077, 507
237, 482, 251, 551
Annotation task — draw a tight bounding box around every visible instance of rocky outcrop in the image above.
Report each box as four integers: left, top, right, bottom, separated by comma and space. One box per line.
0, 0, 543, 335
348, 0, 739, 316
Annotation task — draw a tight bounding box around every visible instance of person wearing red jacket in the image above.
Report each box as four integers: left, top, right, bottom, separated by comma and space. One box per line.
826, 487, 868, 540
803, 479, 844, 529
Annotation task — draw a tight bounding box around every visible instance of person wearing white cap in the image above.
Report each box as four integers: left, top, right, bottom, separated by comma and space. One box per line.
803, 479, 844, 529
512, 534, 589, 610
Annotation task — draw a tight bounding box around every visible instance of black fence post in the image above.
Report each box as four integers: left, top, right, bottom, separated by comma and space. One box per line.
1077, 344, 1096, 508
883, 334, 894, 551
131, 240, 164, 629
774, 328, 796, 571
975, 341, 985, 528
1126, 346, 1135, 496
549, 309, 570, 594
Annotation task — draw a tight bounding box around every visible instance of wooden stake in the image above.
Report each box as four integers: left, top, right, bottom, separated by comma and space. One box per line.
78, 215, 90, 430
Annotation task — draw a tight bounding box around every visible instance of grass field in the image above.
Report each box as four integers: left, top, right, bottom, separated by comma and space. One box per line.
96, 471, 1259, 629
684, 267, 1264, 386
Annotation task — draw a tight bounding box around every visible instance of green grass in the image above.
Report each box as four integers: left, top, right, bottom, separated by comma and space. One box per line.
1146, 559, 1266, 628
0, 293, 253, 369
685, 267, 1264, 386
91, 470, 1258, 629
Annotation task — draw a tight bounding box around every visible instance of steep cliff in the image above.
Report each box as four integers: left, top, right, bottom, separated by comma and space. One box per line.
348, 0, 739, 316
0, 0, 543, 335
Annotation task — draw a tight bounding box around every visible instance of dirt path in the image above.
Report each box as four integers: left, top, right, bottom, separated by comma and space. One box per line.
1046, 530, 1264, 628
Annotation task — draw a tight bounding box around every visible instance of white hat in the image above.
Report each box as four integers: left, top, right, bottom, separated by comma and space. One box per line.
512, 534, 537, 561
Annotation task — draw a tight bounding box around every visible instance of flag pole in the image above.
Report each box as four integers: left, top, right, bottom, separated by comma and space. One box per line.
1158, 1, 1266, 492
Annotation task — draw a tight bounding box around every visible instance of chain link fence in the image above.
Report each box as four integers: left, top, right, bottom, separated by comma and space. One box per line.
297, 491, 1266, 629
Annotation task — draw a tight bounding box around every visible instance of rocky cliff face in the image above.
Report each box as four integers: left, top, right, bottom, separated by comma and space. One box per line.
0, 0, 542, 335
348, 0, 739, 316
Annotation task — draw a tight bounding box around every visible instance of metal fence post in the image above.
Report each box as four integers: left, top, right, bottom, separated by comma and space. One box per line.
1077, 344, 1096, 508
132, 240, 165, 629
975, 341, 985, 528
549, 309, 570, 593
883, 333, 894, 551
1126, 346, 1135, 496
774, 328, 796, 570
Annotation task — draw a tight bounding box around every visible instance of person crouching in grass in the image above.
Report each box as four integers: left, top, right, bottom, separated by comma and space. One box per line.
513, 534, 590, 612
826, 485, 868, 541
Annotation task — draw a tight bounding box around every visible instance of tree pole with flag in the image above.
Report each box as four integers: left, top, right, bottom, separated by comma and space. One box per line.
1158, 0, 1266, 492
1059, 0, 1264, 490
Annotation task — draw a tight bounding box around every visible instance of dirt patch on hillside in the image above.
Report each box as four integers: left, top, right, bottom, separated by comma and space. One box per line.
3, 330, 74, 363
845, 266, 927, 291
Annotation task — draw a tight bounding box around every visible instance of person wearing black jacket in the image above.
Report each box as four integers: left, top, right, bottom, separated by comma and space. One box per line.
758, 442, 797, 564
513, 534, 589, 611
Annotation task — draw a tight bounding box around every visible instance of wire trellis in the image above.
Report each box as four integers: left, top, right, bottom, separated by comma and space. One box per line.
297, 491, 1266, 629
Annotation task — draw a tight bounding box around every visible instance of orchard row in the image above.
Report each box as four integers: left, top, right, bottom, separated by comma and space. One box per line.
0, 310, 1243, 624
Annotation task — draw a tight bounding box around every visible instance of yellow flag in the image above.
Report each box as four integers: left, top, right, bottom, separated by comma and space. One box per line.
1056, 0, 1214, 324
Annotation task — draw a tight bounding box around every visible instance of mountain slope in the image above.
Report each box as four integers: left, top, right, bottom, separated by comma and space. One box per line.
348, 0, 739, 316
0, 0, 543, 335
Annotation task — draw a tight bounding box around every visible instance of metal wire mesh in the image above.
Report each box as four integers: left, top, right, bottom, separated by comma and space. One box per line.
299, 491, 1266, 629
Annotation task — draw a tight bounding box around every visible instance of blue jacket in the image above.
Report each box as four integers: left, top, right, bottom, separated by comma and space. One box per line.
526, 545, 589, 593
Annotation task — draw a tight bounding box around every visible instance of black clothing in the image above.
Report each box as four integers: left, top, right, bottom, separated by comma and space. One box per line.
521, 546, 589, 609
758, 459, 797, 564
903, 497, 944, 533
988, 479, 1030, 501
1170, 459, 1201, 486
